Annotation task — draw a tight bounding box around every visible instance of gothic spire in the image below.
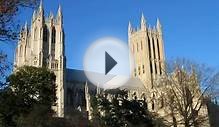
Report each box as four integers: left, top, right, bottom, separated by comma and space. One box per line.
32, 10, 36, 21
128, 21, 132, 34
48, 11, 54, 25
156, 18, 161, 28
58, 4, 62, 16
141, 13, 146, 23
156, 18, 162, 34
39, 0, 43, 10
141, 13, 146, 30
57, 4, 63, 25
19, 24, 24, 38
24, 21, 28, 31
38, 0, 44, 16
36, 0, 44, 26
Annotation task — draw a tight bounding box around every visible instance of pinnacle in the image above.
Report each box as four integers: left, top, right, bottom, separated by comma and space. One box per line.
24, 21, 28, 30
156, 18, 161, 27
40, 0, 43, 8
141, 13, 146, 23
57, 4, 62, 17
58, 4, 62, 12
128, 21, 132, 30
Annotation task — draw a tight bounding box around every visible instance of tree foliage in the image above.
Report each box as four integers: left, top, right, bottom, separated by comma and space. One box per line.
0, 0, 40, 42
0, 51, 9, 88
0, 66, 56, 127
90, 89, 165, 127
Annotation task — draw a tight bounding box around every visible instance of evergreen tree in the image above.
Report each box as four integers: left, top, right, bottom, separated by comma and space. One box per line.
90, 89, 165, 127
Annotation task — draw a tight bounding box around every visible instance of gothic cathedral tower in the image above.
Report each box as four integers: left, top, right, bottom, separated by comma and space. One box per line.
128, 14, 165, 89
14, 1, 66, 117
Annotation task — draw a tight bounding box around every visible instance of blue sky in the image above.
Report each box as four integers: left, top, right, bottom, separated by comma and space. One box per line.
1, 0, 219, 70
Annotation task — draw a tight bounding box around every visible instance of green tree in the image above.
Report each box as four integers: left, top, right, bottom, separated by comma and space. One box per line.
0, 51, 9, 89
0, 88, 19, 127
90, 89, 165, 127
0, 66, 56, 127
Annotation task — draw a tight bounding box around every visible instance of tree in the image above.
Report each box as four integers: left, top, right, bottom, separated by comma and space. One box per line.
0, 66, 56, 127
0, 88, 19, 127
90, 89, 165, 127
0, 0, 40, 87
155, 60, 219, 127
0, 0, 40, 42
0, 51, 9, 89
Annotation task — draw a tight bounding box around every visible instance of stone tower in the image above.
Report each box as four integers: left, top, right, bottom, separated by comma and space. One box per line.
128, 14, 165, 89
14, 1, 66, 117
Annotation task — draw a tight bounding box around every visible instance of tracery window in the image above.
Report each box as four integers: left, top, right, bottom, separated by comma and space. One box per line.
52, 27, 56, 44
34, 27, 37, 40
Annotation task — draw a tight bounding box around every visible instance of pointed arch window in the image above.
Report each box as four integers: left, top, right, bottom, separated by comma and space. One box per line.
157, 39, 160, 60
55, 60, 59, 69
134, 68, 136, 77
152, 101, 155, 110
150, 62, 153, 74
42, 25, 49, 66
60, 32, 62, 42
142, 65, 145, 74
141, 41, 143, 50
33, 57, 37, 65
152, 38, 157, 74
148, 35, 151, 59
51, 26, 56, 59
19, 45, 23, 56
152, 93, 155, 110
52, 27, 56, 44
137, 42, 139, 52
43, 25, 48, 42
157, 38, 162, 75
34, 27, 37, 40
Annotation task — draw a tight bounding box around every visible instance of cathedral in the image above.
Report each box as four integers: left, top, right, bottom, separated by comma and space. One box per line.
14, 1, 164, 116
14, 2, 210, 126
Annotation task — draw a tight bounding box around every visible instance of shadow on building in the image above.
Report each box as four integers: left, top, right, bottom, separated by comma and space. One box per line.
207, 101, 219, 127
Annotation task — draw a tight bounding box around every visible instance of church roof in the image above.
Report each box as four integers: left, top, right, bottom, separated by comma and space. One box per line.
120, 78, 146, 90
66, 69, 88, 82
66, 68, 146, 90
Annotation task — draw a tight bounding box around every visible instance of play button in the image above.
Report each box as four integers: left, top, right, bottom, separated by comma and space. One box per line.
105, 52, 117, 75
83, 37, 134, 89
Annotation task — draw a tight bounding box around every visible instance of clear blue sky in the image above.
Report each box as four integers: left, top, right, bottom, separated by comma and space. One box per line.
1, 0, 219, 70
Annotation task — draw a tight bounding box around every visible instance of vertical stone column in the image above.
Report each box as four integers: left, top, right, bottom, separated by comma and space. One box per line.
156, 19, 165, 74
148, 29, 156, 84
153, 31, 161, 76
